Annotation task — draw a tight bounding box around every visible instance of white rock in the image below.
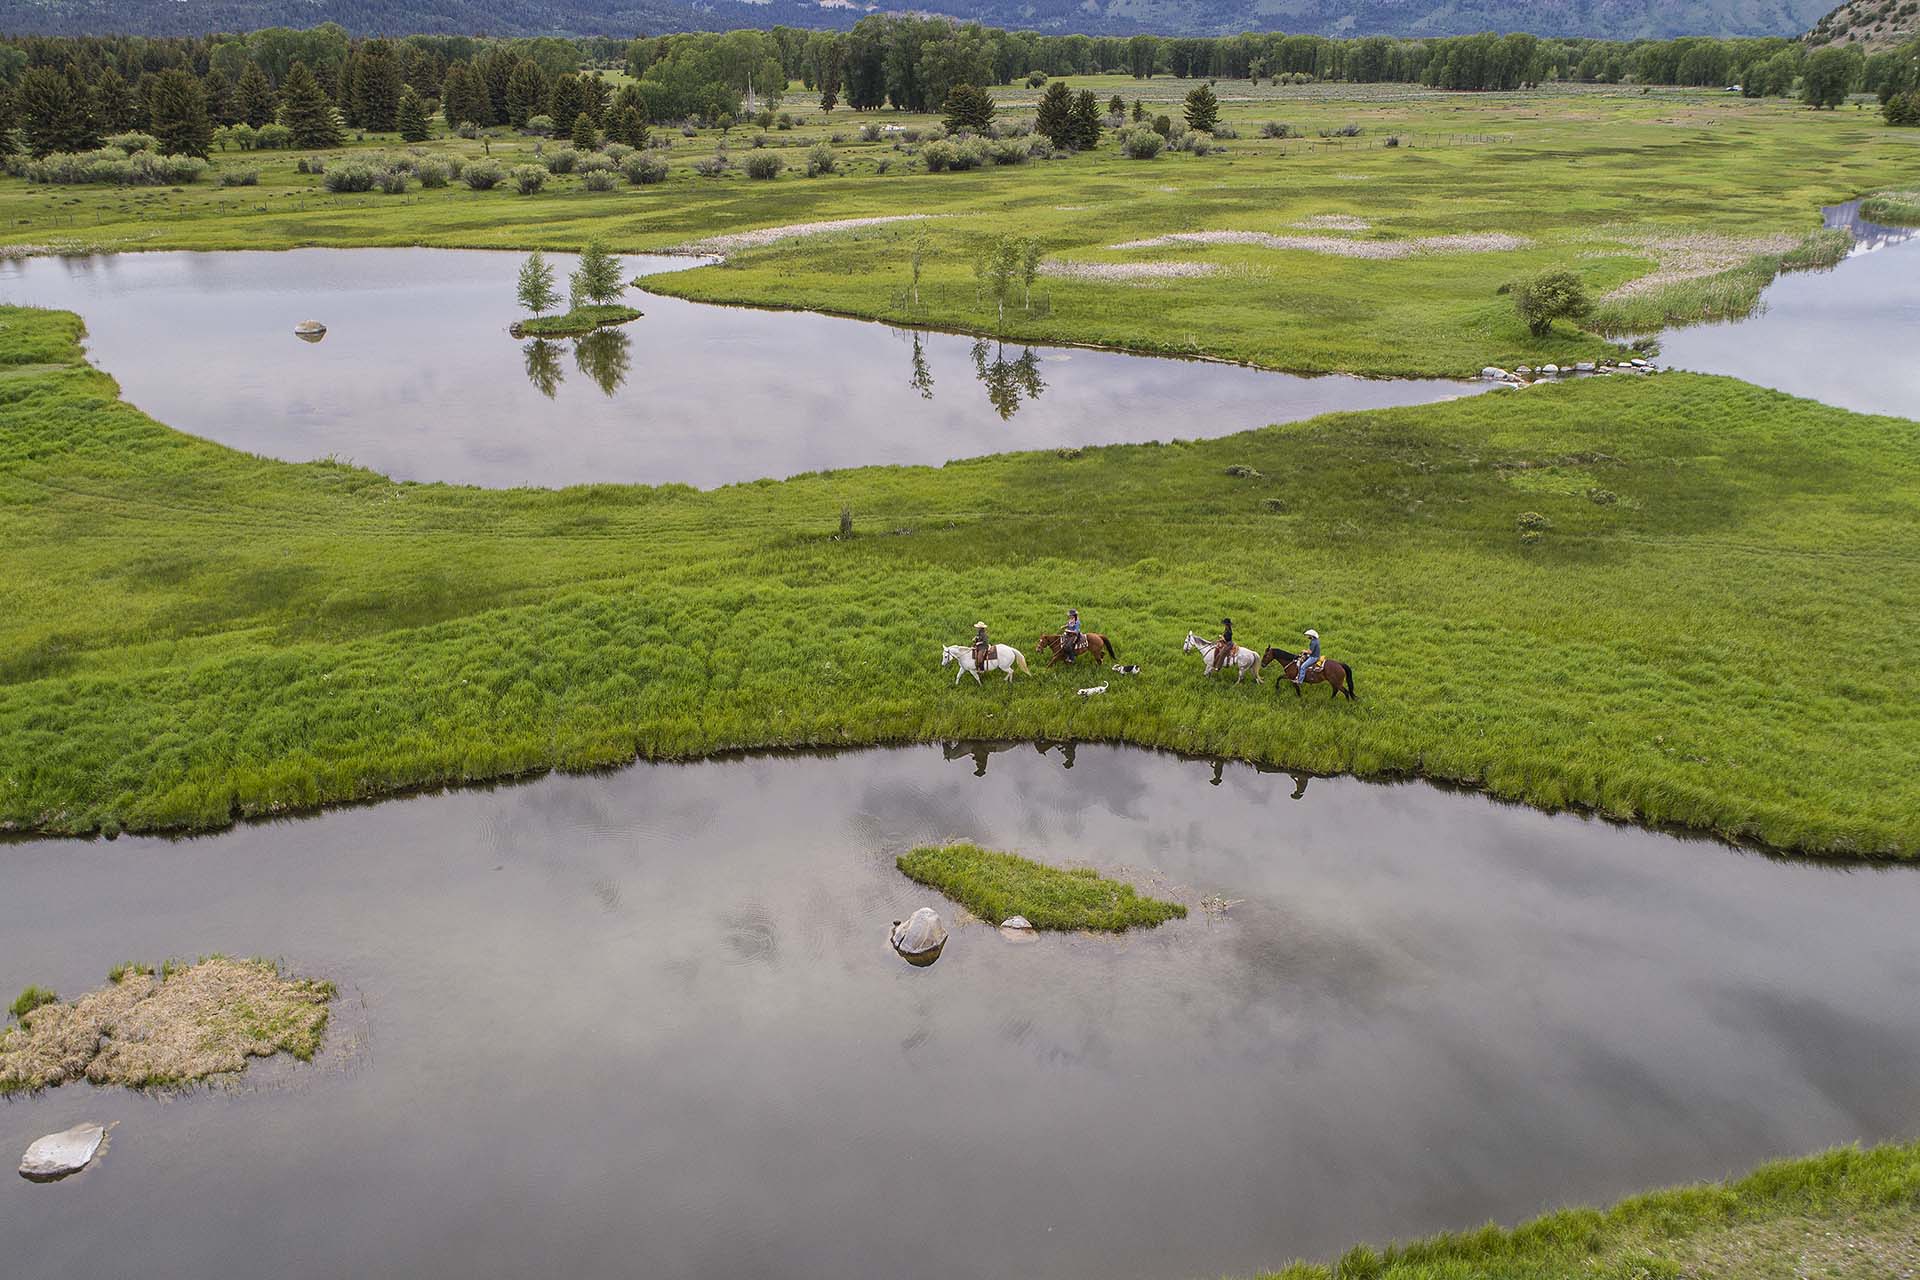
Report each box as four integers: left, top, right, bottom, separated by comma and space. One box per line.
891, 907, 948, 960
1001, 916, 1034, 931
292, 320, 326, 335
20, 1124, 104, 1182
1480, 366, 1508, 380
998, 915, 1039, 942
1540, 363, 1560, 375
1630, 357, 1648, 367
1575, 361, 1596, 372
1515, 365, 1533, 375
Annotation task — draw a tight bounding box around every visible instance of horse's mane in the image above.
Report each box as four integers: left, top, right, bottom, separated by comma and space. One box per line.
1266, 646, 1300, 662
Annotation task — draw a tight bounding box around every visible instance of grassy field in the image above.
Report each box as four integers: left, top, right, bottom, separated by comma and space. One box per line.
3, 81, 1916, 376
1253, 1139, 1920, 1279
1, 305, 1915, 852
896, 841, 1187, 930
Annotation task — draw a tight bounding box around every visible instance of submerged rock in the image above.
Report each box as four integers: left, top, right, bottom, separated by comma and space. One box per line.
293, 320, 327, 344
998, 915, 1038, 943
19, 1123, 104, 1182
890, 907, 948, 965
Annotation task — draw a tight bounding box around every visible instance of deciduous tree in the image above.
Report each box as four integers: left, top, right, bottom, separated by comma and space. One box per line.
517, 249, 559, 317
570, 239, 625, 308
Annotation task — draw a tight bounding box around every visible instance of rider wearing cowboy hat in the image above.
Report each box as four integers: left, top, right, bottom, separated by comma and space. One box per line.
1295, 628, 1322, 685
1061, 608, 1082, 661
972, 621, 992, 669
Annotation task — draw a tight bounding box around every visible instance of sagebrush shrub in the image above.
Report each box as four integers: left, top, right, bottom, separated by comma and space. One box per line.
462, 159, 504, 189
622, 152, 669, 184
744, 151, 783, 179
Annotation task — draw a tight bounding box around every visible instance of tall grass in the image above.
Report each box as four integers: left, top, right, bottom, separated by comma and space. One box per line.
1861, 190, 1920, 225
0, 307, 1915, 852
1588, 228, 1854, 335
896, 842, 1186, 930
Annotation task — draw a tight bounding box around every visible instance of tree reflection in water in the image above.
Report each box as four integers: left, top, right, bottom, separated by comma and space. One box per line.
909, 331, 934, 401
522, 338, 565, 399
969, 338, 1045, 420
573, 328, 632, 397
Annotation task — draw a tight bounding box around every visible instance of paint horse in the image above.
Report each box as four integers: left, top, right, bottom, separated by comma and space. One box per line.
941, 643, 1031, 685
1260, 647, 1357, 700
1036, 632, 1119, 667
1184, 631, 1262, 683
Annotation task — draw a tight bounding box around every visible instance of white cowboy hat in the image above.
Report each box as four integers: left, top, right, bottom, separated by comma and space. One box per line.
1304, 629, 1319, 639
975, 621, 987, 629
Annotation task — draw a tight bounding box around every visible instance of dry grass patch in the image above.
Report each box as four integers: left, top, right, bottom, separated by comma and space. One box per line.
1038, 260, 1220, 282
1595, 228, 1801, 300
1112, 229, 1531, 258
675, 214, 931, 256
1292, 214, 1372, 231
0, 956, 333, 1093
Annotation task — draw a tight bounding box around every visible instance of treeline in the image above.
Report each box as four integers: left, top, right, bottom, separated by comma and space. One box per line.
3, 20, 1917, 162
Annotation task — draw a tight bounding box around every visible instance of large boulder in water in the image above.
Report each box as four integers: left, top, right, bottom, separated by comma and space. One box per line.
19, 1123, 104, 1182
890, 907, 948, 965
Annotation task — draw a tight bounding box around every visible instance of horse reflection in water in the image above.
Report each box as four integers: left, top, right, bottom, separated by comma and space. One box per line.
1207, 757, 1312, 798
520, 328, 633, 400
941, 739, 1074, 776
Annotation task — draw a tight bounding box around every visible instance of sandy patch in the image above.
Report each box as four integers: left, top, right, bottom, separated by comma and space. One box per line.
1040, 261, 1220, 282
675, 215, 933, 255
1594, 228, 1799, 299
1, 957, 333, 1093
1112, 229, 1531, 259
1293, 214, 1372, 231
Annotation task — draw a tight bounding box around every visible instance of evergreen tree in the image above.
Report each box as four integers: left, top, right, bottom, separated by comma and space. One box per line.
570, 239, 625, 308
94, 67, 138, 133
548, 74, 585, 132
350, 39, 404, 131
1184, 83, 1220, 133
235, 63, 277, 129
941, 83, 995, 133
396, 87, 431, 142
0, 89, 15, 158
1035, 79, 1075, 149
16, 66, 96, 157
580, 73, 610, 126
1070, 89, 1103, 150
1131, 98, 1146, 122
280, 61, 343, 150
505, 59, 548, 128
202, 69, 236, 126
440, 64, 477, 128
517, 249, 559, 317
611, 105, 649, 149
1108, 93, 1125, 116
147, 69, 214, 158
570, 111, 598, 151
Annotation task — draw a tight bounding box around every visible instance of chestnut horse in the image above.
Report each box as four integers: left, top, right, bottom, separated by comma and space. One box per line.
1260, 648, 1357, 700
1036, 632, 1118, 667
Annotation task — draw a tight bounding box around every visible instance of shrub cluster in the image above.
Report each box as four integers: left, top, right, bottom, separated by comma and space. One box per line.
219, 168, 259, 187
922, 138, 991, 172
511, 164, 547, 194
805, 142, 837, 176
622, 152, 669, 185
544, 148, 579, 174
1887, 91, 1920, 127
692, 154, 730, 177
462, 159, 505, 190
25, 148, 209, 185
744, 151, 783, 179
1260, 121, 1298, 139
582, 169, 618, 191
1318, 122, 1364, 138
104, 131, 158, 154
1121, 127, 1165, 159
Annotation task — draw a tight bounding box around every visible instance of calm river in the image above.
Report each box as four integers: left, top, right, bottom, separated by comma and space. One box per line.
0, 248, 1482, 489
5, 746, 1919, 1277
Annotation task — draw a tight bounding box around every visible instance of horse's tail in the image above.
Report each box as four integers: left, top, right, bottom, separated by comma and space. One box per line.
1016, 651, 1030, 675
1344, 662, 1357, 700
1104, 634, 1118, 661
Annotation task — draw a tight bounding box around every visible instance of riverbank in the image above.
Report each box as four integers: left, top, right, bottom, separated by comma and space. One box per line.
1, 306, 1914, 852
1256, 1139, 1920, 1279
0, 84, 1912, 379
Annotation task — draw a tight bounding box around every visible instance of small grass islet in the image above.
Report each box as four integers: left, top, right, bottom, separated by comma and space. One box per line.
896, 841, 1186, 932
510, 303, 643, 337
0, 955, 334, 1094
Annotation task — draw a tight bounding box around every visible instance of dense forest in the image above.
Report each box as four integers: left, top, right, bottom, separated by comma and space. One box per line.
1, 20, 1914, 160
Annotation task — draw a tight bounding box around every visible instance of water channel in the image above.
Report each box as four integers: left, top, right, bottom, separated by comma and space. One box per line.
4, 746, 1919, 1277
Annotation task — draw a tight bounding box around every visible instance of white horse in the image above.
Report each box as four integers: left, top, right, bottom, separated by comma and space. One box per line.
1184, 631, 1263, 683
941, 643, 1031, 684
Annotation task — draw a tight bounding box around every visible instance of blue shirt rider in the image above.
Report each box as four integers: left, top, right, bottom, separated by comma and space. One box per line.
1062, 608, 1082, 659
1295, 628, 1322, 684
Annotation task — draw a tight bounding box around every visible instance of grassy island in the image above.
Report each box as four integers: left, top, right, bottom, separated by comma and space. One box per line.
511, 303, 644, 337
897, 842, 1186, 931
1, 956, 334, 1093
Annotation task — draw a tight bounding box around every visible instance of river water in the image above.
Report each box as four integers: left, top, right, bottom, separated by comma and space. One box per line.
5, 746, 1920, 1277
0, 248, 1482, 490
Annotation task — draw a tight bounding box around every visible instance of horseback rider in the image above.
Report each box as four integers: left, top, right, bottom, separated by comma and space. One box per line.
1294, 628, 1322, 686
1060, 608, 1082, 661
1212, 617, 1234, 671
972, 621, 992, 670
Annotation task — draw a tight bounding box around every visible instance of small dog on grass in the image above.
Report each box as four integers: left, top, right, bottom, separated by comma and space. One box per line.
1111, 664, 1142, 676
1077, 684, 1108, 697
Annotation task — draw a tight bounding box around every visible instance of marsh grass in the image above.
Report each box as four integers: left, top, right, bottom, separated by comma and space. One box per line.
1590, 228, 1855, 334
896, 841, 1186, 931
1253, 1140, 1920, 1279
0, 955, 332, 1094
1861, 190, 1920, 224
0, 308, 1916, 854
9, 984, 57, 1019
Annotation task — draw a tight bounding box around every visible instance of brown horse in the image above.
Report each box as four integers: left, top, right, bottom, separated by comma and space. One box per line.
1036, 632, 1118, 667
1260, 648, 1357, 700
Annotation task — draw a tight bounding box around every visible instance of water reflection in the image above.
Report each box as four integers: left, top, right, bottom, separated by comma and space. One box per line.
971, 337, 1047, 420
522, 338, 564, 399
573, 327, 631, 397
909, 331, 934, 400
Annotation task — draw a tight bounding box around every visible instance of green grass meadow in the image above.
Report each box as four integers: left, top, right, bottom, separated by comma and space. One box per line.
1, 306, 1915, 852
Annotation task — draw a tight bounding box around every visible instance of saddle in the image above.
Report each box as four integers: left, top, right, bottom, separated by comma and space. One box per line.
973, 643, 992, 670
1211, 641, 1236, 669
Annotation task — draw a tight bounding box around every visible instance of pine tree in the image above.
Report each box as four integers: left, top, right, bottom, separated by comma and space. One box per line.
0, 89, 15, 158
941, 83, 995, 133
1035, 80, 1075, 149
235, 63, 277, 129
350, 39, 404, 131
580, 73, 610, 126
203, 70, 236, 126
94, 67, 138, 133
569, 239, 626, 308
505, 60, 547, 129
611, 105, 648, 149
439, 64, 474, 128
1070, 89, 1103, 150
15, 66, 97, 157
1108, 93, 1125, 116
548, 75, 585, 132
1184, 83, 1220, 133
147, 70, 214, 158
570, 111, 598, 151
280, 61, 343, 150
1131, 98, 1146, 122
517, 249, 559, 317
396, 87, 431, 142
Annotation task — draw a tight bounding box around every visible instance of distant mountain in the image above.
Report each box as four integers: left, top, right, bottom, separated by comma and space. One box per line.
1805, 0, 1920, 48
0, 0, 1839, 40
